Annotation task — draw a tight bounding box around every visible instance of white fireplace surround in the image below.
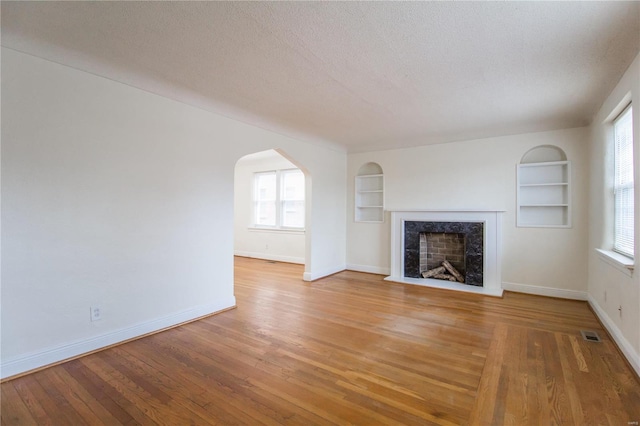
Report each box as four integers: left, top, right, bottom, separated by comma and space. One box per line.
385, 210, 504, 297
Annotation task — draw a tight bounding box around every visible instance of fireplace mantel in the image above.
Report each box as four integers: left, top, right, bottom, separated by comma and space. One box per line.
385, 210, 504, 297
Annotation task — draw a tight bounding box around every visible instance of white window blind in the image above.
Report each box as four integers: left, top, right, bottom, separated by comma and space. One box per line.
253, 169, 305, 229
614, 105, 634, 258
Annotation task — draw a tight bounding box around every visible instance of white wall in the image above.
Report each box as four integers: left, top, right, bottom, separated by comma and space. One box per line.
347, 127, 590, 298
1, 48, 346, 378
234, 151, 305, 264
587, 53, 640, 375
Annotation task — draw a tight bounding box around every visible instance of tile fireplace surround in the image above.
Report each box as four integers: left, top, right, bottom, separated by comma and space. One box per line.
385, 210, 504, 297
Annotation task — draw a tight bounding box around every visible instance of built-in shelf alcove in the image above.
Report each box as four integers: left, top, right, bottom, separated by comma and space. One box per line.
355, 162, 384, 223
517, 145, 571, 228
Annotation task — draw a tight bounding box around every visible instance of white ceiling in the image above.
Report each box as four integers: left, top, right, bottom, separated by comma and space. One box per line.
2, 1, 639, 153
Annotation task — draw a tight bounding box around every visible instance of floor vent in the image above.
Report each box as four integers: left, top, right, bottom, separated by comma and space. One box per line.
580, 330, 602, 343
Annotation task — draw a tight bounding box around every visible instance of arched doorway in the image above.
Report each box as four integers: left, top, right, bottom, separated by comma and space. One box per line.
233, 149, 310, 276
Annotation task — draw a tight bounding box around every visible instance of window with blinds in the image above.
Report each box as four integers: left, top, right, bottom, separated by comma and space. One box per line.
613, 104, 634, 258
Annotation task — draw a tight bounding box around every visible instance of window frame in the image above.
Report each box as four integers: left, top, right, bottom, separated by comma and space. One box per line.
252, 168, 305, 231
613, 103, 634, 259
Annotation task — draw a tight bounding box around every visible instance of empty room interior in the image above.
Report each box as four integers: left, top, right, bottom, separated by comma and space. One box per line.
2, 1, 640, 424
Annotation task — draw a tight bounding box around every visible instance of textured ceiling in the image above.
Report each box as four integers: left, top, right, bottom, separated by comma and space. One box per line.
2, 1, 639, 153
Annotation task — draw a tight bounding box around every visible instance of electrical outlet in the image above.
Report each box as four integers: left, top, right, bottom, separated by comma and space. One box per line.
90, 306, 102, 322
618, 305, 623, 317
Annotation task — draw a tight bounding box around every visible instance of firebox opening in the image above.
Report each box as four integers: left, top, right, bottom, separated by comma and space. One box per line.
420, 232, 466, 283
404, 220, 484, 286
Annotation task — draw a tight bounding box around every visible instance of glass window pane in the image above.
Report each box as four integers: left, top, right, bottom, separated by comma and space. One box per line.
280, 170, 305, 228
254, 172, 276, 226
282, 170, 305, 201
255, 200, 276, 226
282, 200, 305, 228
256, 173, 276, 201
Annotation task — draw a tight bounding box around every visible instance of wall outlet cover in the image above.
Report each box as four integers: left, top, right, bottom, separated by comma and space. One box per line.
90, 306, 102, 322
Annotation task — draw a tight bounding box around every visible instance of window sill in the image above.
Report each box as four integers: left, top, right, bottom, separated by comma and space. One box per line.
595, 248, 634, 277
248, 227, 305, 235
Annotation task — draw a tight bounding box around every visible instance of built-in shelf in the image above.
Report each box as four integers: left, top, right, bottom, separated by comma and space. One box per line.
355, 173, 384, 223
517, 160, 571, 228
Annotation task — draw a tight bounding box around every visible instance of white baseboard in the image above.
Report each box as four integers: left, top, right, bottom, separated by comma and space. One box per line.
588, 295, 640, 377
234, 250, 304, 265
0, 297, 236, 380
346, 263, 390, 275
303, 264, 346, 281
502, 281, 588, 300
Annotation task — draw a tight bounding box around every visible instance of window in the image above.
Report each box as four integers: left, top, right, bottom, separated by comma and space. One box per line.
614, 105, 634, 258
254, 169, 305, 229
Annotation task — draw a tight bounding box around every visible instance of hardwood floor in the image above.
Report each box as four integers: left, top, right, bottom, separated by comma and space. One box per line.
2, 257, 640, 425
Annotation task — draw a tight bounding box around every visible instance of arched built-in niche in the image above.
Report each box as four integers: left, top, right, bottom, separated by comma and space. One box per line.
517, 145, 570, 228
355, 162, 384, 223
521, 145, 567, 163
233, 149, 310, 273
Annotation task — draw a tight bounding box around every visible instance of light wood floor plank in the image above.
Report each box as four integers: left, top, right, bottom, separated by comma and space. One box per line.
2, 257, 639, 424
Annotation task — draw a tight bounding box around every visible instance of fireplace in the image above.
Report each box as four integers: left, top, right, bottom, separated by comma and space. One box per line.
386, 210, 503, 297
405, 221, 483, 286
